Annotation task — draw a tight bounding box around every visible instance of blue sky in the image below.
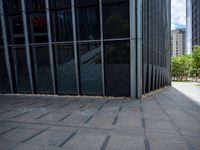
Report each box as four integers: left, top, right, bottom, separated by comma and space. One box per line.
171, 0, 186, 30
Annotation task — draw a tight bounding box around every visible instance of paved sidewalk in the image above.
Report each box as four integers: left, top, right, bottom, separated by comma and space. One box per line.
0, 84, 200, 150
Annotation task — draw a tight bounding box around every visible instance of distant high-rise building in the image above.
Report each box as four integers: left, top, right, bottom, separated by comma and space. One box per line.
186, 0, 192, 54
171, 29, 186, 57
192, 0, 200, 46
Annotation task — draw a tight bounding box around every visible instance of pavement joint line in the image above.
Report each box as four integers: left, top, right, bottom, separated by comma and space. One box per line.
79, 104, 85, 109
58, 132, 76, 147
26, 102, 38, 106
59, 114, 71, 122
141, 118, 146, 128
100, 136, 111, 150
98, 105, 104, 110
42, 102, 53, 107
140, 107, 143, 113
0, 127, 18, 136
84, 115, 94, 124
144, 138, 151, 150
112, 116, 118, 125
60, 103, 69, 109
11, 101, 24, 105
22, 129, 47, 143
36, 113, 49, 120
118, 106, 123, 111
155, 97, 196, 150
0, 110, 11, 115
13, 111, 30, 118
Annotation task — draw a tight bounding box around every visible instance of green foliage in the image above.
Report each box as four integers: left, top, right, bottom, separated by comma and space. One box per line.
171, 46, 200, 81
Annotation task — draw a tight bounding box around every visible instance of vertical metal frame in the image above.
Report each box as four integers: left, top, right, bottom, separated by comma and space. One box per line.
71, 0, 80, 94
45, 0, 56, 94
136, 0, 143, 99
130, 0, 136, 98
0, 0, 14, 93
21, 0, 34, 93
99, 0, 105, 96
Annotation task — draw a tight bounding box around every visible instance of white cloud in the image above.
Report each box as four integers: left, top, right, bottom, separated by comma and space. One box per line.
171, 0, 186, 30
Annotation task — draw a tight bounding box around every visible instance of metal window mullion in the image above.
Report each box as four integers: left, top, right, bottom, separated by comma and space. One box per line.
71, 0, 80, 95
0, 0, 14, 93
45, 0, 56, 94
99, 0, 105, 96
130, 0, 136, 98
136, 0, 143, 99
21, 0, 34, 93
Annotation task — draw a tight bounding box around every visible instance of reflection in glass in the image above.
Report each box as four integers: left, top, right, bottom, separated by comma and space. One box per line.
78, 43, 102, 95
3, 0, 21, 14
26, 0, 45, 12
32, 46, 53, 93
75, 0, 99, 6
51, 10, 73, 42
104, 41, 130, 96
103, 1, 129, 39
49, 0, 71, 8
29, 13, 48, 43
75, 4, 100, 40
8, 16, 25, 44
0, 49, 10, 93
11, 47, 31, 93
55, 44, 77, 94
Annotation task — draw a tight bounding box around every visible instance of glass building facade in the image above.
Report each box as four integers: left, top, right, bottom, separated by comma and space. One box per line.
0, 0, 171, 98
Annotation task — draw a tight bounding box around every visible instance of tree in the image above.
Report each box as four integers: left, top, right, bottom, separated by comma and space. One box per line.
192, 46, 200, 81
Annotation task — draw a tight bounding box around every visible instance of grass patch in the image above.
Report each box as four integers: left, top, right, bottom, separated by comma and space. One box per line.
172, 80, 192, 82
194, 84, 200, 87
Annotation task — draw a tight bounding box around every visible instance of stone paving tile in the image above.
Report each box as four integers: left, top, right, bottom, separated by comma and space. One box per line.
0, 82, 200, 150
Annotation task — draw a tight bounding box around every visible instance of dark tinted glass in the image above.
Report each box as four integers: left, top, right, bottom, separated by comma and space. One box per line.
4, 0, 21, 14
26, 0, 45, 12
0, 49, 10, 93
7, 16, 25, 44
78, 43, 103, 95
103, 0, 128, 3
104, 41, 130, 96
51, 10, 73, 42
76, 6, 100, 40
75, 0, 98, 6
103, 1, 129, 39
11, 47, 31, 93
32, 46, 53, 93
49, 0, 71, 8
29, 13, 48, 43
55, 44, 77, 94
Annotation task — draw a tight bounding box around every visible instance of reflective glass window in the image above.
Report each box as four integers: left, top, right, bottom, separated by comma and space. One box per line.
103, 0, 129, 39
51, 10, 73, 42
29, 13, 48, 43
26, 0, 45, 12
0, 49, 10, 93
31, 46, 53, 93
75, 1, 100, 40
104, 41, 130, 96
49, 0, 71, 9
54, 44, 77, 94
3, 0, 21, 14
11, 47, 31, 93
78, 42, 103, 95
75, 0, 99, 6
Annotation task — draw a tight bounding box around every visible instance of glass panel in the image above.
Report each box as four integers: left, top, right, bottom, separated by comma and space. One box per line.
75, 5, 100, 40
104, 41, 130, 96
78, 42, 103, 95
55, 44, 77, 94
29, 13, 48, 43
3, 0, 21, 14
32, 46, 53, 93
0, 49, 10, 93
51, 10, 73, 42
26, 0, 45, 12
75, 0, 99, 6
103, 0, 128, 3
103, 1, 129, 39
49, 0, 71, 8
7, 16, 25, 44
11, 47, 31, 93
